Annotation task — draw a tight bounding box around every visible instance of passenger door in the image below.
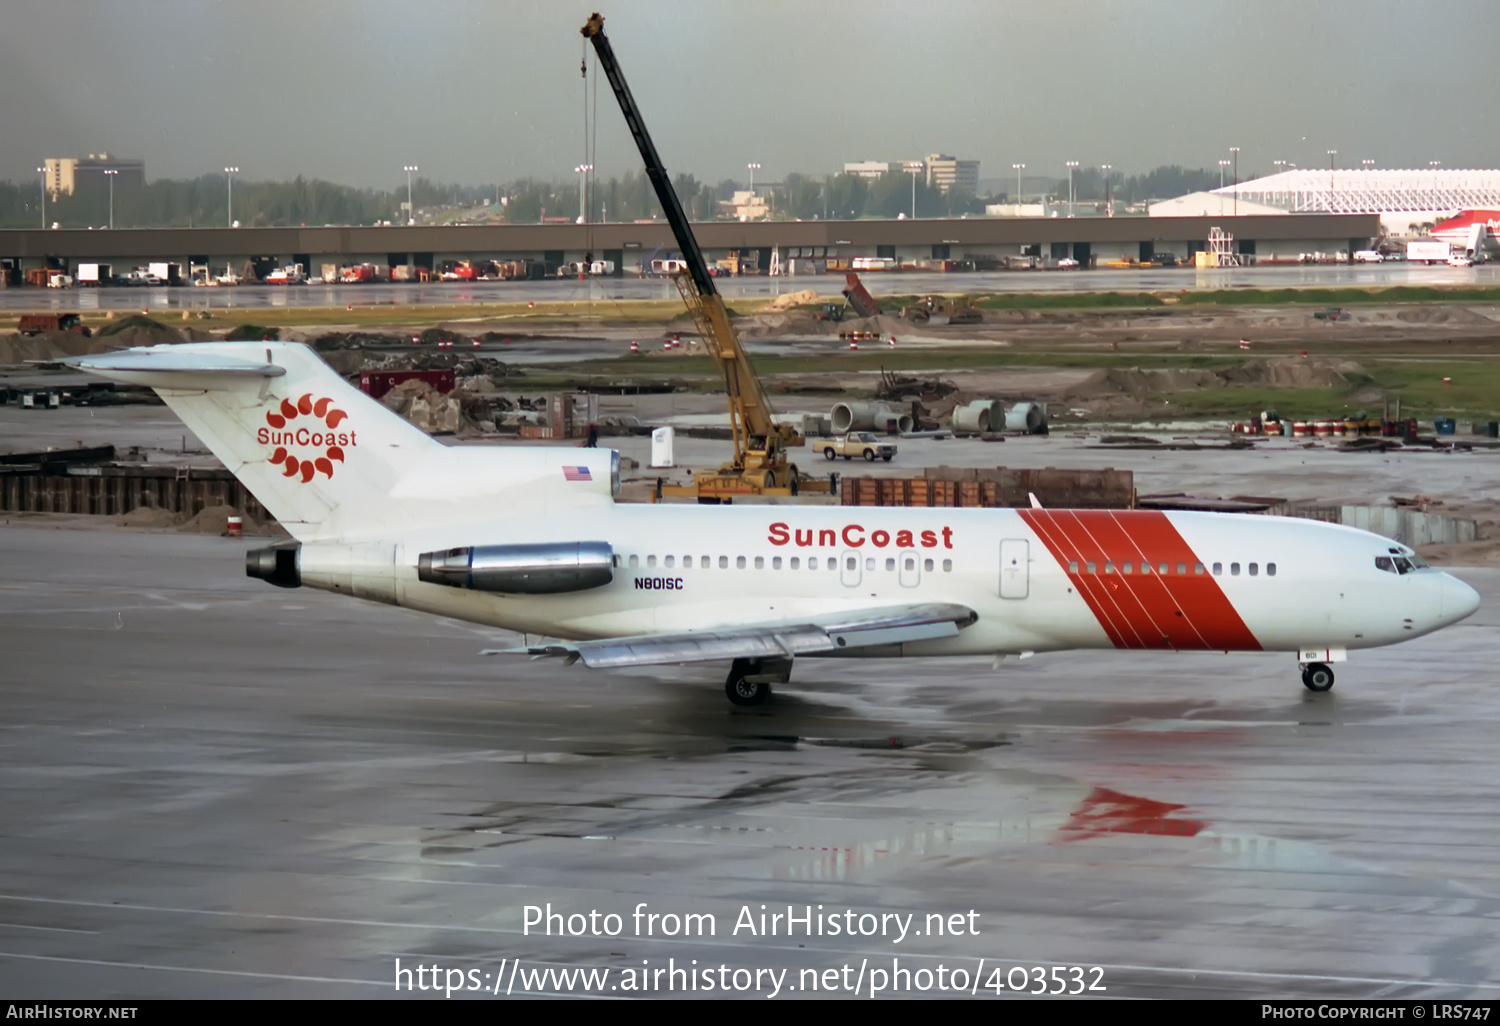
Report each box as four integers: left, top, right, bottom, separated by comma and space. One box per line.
999, 539, 1029, 599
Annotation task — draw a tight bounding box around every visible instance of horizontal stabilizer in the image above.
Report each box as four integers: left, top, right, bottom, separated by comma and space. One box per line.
485, 602, 977, 668
66, 348, 286, 383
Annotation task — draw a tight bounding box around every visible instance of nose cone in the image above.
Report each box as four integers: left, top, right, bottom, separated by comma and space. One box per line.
1442, 574, 1482, 625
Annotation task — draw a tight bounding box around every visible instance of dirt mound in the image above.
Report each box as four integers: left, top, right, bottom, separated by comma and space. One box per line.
222, 323, 281, 341
1217, 357, 1357, 388
175, 503, 280, 536
97, 314, 183, 348
311, 331, 409, 351
0, 331, 116, 364
1394, 306, 1494, 326
121, 506, 183, 528
767, 289, 819, 312
1064, 357, 1356, 399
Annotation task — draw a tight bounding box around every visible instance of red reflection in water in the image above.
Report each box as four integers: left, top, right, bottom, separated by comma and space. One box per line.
1056, 786, 1206, 842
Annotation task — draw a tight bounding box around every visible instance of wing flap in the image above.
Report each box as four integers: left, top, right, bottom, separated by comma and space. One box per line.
486, 602, 977, 669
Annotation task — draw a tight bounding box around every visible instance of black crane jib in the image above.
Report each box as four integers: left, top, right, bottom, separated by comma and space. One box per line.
582, 13, 718, 298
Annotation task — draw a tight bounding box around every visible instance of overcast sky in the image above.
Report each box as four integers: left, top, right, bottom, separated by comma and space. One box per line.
2, 0, 1495, 189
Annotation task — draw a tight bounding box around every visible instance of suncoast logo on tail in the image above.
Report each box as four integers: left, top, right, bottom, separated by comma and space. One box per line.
255, 393, 356, 483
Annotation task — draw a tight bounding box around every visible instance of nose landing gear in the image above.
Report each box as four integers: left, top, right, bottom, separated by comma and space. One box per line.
1301, 662, 1335, 692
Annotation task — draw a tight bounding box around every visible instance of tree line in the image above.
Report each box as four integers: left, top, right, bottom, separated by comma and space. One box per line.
0, 165, 1247, 229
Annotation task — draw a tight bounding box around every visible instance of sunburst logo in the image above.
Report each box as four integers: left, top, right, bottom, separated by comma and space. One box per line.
255, 394, 355, 483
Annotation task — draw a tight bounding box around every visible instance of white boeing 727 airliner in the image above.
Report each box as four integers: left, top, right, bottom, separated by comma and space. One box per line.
70, 342, 1480, 706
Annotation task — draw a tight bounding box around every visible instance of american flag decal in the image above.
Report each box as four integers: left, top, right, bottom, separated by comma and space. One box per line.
563, 466, 592, 482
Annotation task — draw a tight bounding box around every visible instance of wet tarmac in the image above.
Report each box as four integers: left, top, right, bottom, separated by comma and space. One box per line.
2, 526, 1500, 998
4, 262, 1499, 313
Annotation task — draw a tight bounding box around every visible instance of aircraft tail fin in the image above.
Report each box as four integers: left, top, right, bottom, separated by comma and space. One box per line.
69, 342, 441, 539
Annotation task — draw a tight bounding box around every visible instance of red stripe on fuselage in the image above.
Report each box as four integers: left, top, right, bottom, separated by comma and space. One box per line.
1019, 509, 1262, 651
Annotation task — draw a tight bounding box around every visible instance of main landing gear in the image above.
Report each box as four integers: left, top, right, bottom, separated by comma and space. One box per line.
724, 657, 792, 707
1301, 662, 1335, 693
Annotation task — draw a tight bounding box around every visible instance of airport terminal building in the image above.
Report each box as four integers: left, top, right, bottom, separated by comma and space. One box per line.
0, 213, 1380, 283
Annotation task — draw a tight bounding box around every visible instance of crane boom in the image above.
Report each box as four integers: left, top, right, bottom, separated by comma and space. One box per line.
582, 12, 798, 477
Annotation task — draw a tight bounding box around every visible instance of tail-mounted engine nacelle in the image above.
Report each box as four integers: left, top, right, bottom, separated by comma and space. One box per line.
417, 541, 613, 594
246, 542, 301, 588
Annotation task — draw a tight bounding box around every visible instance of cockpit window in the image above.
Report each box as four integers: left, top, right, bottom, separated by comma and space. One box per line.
1408, 553, 1430, 569
1375, 556, 1395, 574
1394, 557, 1415, 574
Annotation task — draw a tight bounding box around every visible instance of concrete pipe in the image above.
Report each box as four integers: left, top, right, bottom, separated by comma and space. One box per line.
951, 399, 998, 434
1005, 401, 1049, 435
831, 401, 912, 435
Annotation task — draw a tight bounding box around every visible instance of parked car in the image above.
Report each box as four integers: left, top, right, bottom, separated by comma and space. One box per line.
819, 432, 896, 462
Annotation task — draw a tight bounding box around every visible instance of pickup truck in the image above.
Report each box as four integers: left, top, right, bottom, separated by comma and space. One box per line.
819, 431, 896, 462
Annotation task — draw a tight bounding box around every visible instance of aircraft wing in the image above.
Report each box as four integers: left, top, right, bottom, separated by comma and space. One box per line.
487, 602, 978, 668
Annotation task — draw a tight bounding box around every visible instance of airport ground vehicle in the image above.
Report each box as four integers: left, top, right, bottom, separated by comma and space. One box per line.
18, 313, 88, 336
821, 432, 896, 462
583, 12, 807, 501
68, 341, 1481, 707
1407, 240, 1451, 264
1354, 249, 1383, 263
900, 295, 982, 325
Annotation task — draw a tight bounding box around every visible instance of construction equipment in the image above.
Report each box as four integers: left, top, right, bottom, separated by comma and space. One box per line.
583, 13, 811, 501
899, 294, 983, 326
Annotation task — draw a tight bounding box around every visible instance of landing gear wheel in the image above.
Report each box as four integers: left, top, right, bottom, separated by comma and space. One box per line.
1301, 663, 1335, 692
725, 673, 769, 707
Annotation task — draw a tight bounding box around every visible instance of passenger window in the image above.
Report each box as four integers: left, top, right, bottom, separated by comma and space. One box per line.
1248, 562, 1258, 577
1213, 562, 1222, 575
736, 555, 746, 569
719, 555, 728, 569
647, 555, 657, 568
865, 557, 875, 571
884, 558, 895, 572
942, 559, 953, 572
924, 558, 934, 572
1104, 561, 1115, 574
772, 556, 782, 570
807, 557, 817, 570
664, 555, 674, 568
1194, 563, 1204, 575
1267, 562, 1276, 576
790, 557, 800, 570
754, 556, 764, 570
904, 557, 915, 571
1140, 563, 1151, 575
846, 557, 856, 571
1176, 563, 1186, 576
1086, 561, 1097, 574
1158, 562, 1168, 575
682, 555, 692, 568
1068, 561, 1079, 573
629, 555, 639, 569
1230, 562, 1240, 576
1123, 562, 1133, 574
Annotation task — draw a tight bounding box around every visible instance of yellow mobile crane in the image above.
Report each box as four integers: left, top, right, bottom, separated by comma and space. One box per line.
582, 13, 810, 502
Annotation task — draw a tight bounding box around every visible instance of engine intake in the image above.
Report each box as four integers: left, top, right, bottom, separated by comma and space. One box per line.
417, 541, 613, 594
246, 543, 301, 588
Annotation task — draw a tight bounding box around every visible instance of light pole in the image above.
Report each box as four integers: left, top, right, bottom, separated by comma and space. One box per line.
103, 169, 117, 229
224, 166, 238, 227
1100, 164, 1112, 217
904, 161, 923, 218
1218, 159, 1230, 190
1429, 160, 1441, 168
1327, 150, 1337, 205
1229, 146, 1239, 215
1012, 163, 1025, 205
747, 162, 760, 195
403, 165, 419, 225
574, 163, 593, 222
1065, 161, 1078, 218
36, 167, 45, 229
